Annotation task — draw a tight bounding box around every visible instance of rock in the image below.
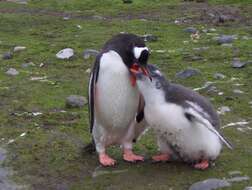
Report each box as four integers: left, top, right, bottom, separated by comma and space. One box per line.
13, 46, 26, 52
122, 0, 132, 3
85, 68, 91, 74
141, 34, 158, 42
227, 176, 250, 183
66, 95, 87, 108
231, 58, 247, 68
56, 48, 74, 59
189, 178, 231, 190
184, 27, 197, 34
83, 49, 99, 59
244, 187, 252, 190
175, 68, 201, 79
5, 68, 19, 76
217, 106, 231, 115
218, 14, 235, 23
233, 89, 244, 94
215, 35, 235, 44
221, 43, 233, 48
193, 81, 214, 92
193, 47, 209, 52
6, 0, 27, 4
228, 171, 242, 177
2, 52, 13, 60
21, 62, 35, 68
214, 73, 226, 79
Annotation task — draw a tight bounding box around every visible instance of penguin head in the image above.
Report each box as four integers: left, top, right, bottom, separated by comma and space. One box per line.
136, 64, 166, 96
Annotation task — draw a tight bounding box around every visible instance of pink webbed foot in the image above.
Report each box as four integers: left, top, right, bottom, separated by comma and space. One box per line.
152, 153, 170, 162
194, 160, 209, 170
123, 149, 144, 163
99, 153, 116, 166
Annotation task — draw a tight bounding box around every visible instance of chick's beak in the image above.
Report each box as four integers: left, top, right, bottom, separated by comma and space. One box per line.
140, 65, 152, 81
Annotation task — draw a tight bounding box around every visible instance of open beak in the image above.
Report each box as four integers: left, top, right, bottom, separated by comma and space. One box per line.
140, 65, 152, 81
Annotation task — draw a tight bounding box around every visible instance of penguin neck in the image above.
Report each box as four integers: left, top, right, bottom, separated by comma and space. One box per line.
141, 88, 165, 106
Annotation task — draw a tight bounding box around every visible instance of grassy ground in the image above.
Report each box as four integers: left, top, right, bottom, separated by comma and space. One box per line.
0, 0, 252, 189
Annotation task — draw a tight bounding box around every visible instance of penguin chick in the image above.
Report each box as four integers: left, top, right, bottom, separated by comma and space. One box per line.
136, 65, 232, 170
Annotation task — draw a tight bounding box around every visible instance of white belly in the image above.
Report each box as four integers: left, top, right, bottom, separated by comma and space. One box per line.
95, 50, 139, 132
145, 103, 222, 161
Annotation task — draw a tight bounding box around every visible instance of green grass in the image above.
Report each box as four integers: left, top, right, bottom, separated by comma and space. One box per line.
0, 0, 252, 190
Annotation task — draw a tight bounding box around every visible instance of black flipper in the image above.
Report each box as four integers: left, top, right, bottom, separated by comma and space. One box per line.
88, 54, 101, 133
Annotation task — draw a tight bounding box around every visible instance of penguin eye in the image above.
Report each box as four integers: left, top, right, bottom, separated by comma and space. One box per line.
155, 81, 162, 89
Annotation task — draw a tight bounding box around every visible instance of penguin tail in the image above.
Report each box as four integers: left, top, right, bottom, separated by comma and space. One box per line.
83, 139, 96, 154
185, 109, 233, 150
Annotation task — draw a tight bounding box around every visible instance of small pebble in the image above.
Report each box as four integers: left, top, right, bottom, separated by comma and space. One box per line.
56, 48, 74, 59
232, 58, 247, 68
233, 89, 244, 94
184, 27, 197, 34
6, 68, 19, 76
83, 49, 99, 59
214, 73, 226, 79
2, 52, 13, 60
175, 68, 201, 79
66, 95, 87, 108
13, 46, 26, 52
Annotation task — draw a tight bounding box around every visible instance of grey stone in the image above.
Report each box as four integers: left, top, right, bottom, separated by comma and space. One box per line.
141, 34, 158, 42
189, 178, 231, 190
83, 49, 99, 59
215, 35, 235, 44
221, 43, 233, 48
56, 48, 74, 59
214, 73, 226, 79
227, 176, 250, 183
231, 58, 247, 68
2, 52, 13, 60
21, 62, 35, 68
218, 14, 235, 23
233, 89, 244, 94
184, 27, 197, 34
176, 68, 201, 79
66, 95, 87, 108
244, 187, 252, 190
193, 47, 209, 52
218, 106, 231, 115
13, 46, 26, 52
6, 68, 19, 76
228, 171, 242, 177
6, 0, 27, 4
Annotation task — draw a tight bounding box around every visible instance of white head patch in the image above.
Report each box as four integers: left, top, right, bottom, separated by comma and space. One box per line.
133, 47, 148, 59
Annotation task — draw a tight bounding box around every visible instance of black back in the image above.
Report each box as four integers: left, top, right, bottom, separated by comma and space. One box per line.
147, 64, 220, 129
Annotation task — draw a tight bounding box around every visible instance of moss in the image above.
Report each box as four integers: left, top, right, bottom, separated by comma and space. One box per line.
0, 0, 251, 190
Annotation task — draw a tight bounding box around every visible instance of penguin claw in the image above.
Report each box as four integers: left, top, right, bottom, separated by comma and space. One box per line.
123, 149, 144, 163
99, 153, 116, 166
152, 154, 170, 162
194, 160, 209, 170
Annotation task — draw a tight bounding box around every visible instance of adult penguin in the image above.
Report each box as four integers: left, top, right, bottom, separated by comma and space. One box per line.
88, 33, 150, 166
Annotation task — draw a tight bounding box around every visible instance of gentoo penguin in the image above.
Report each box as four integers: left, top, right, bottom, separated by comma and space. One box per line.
88, 33, 150, 166
135, 65, 233, 169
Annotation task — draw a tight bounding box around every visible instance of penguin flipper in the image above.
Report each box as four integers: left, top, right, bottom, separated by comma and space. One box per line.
184, 108, 233, 150
88, 54, 101, 133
